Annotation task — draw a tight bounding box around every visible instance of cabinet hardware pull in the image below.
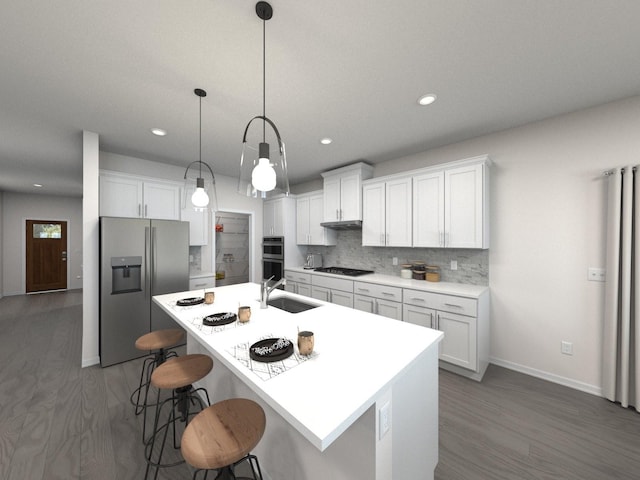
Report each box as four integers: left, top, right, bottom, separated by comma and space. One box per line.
358, 288, 370, 292
336, 209, 339, 220
411, 297, 425, 302
145, 204, 148, 217
444, 303, 463, 308
138, 204, 141, 217
194, 283, 206, 287
382, 292, 394, 296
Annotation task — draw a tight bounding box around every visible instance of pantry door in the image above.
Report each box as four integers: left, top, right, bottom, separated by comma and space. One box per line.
26, 220, 68, 293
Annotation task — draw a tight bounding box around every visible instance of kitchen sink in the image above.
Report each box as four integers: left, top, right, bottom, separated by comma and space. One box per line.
267, 296, 319, 313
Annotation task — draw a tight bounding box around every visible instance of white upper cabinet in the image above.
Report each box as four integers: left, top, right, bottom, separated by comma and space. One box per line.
413, 156, 489, 249
362, 177, 412, 247
99, 171, 181, 220
263, 198, 284, 236
412, 171, 445, 247
321, 163, 374, 223
296, 192, 337, 245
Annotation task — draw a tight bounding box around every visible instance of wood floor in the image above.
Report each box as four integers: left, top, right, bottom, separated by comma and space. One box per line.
1, 291, 639, 480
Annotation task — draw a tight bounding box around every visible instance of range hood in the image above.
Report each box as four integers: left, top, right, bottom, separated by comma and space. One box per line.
320, 220, 363, 230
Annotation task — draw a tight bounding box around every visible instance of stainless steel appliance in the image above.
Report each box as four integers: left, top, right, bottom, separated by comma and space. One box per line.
99, 217, 189, 367
304, 253, 323, 269
313, 266, 374, 276
262, 236, 284, 281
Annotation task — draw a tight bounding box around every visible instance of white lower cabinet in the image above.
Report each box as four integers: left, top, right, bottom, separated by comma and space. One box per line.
403, 288, 489, 381
310, 274, 354, 308
353, 281, 402, 320
284, 271, 312, 297
189, 275, 215, 291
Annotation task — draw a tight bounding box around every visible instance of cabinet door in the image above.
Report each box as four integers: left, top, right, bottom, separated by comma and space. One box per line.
362, 182, 386, 246
354, 294, 375, 313
99, 175, 143, 218
331, 290, 354, 308
376, 299, 403, 321
311, 285, 331, 303
181, 186, 208, 246
308, 194, 329, 245
413, 171, 444, 247
297, 283, 312, 297
143, 182, 181, 220
296, 196, 310, 244
339, 172, 361, 221
445, 164, 483, 248
437, 311, 477, 371
402, 304, 436, 328
386, 177, 412, 247
263, 199, 283, 236
323, 176, 341, 222
284, 281, 297, 294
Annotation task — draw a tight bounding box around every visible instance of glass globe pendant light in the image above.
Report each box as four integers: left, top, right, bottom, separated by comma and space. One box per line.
184, 88, 217, 211
238, 1, 289, 199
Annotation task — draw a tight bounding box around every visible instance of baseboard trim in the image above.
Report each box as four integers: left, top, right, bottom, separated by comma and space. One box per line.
82, 356, 100, 368
489, 357, 603, 397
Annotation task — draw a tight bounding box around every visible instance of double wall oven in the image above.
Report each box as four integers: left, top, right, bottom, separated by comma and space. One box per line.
262, 236, 284, 281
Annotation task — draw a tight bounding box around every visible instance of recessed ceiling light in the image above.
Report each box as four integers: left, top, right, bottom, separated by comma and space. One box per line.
33, 183, 43, 188
418, 94, 437, 106
151, 128, 167, 136
320, 138, 333, 145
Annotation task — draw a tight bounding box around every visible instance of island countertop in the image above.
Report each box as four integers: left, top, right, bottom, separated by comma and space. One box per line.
153, 282, 443, 452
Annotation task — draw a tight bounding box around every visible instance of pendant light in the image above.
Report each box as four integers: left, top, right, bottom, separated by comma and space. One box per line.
237, 1, 289, 199
184, 88, 217, 211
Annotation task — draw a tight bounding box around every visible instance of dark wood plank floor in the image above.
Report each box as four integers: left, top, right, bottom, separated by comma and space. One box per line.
1, 291, 639, 479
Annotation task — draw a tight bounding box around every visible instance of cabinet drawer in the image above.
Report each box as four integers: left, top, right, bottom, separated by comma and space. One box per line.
189, 276, 215, 290
285, 271, 311, 284
312, 274, 353, 293
354, 281, 402, 302
403, 289, 477, 316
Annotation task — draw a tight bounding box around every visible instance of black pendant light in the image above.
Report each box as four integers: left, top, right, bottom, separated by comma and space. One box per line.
237, 1, 289, 199
184, 88, 217, 211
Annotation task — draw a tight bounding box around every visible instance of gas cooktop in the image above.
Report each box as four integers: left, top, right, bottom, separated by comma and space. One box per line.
313, 266, 374, 277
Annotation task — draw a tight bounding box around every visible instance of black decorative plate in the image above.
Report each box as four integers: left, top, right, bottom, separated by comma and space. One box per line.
177, 297, 204, 307
202, 312, 237, 327
249, 338, 294, 363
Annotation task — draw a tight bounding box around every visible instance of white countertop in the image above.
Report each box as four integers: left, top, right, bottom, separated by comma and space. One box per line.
287, 266, 488, 298
153, 283, 443, 451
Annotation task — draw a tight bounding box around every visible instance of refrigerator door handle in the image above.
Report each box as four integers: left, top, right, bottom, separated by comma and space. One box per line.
151, 226, 157, 295
145, 226, 150, 300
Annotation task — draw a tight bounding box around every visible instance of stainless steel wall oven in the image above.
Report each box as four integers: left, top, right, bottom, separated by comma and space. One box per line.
262, 236, 284, 281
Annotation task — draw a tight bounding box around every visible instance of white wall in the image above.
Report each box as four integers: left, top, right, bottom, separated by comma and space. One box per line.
1, 192, 83, 296
373, 95, 640, 394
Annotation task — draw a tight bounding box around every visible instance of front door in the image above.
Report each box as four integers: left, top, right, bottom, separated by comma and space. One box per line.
26, 220, 68, 293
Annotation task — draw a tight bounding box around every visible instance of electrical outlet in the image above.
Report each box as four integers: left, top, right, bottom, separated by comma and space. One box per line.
451, 260, 458, 271
561, 341, 573, 355
392, 257, 398, 266
379, 402, 391, 439
587, 267, 605, 282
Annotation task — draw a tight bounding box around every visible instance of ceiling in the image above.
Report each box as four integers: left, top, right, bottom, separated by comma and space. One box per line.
2, 1, 640, 197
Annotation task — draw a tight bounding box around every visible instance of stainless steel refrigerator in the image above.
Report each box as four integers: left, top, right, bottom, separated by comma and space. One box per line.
99, 217, 189, 367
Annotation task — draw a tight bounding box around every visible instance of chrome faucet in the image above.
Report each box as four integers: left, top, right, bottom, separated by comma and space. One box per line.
260, 275, 287, 309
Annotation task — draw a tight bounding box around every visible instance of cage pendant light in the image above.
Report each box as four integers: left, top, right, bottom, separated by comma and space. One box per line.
237, 1, 289, 199
183, 88, 218, 211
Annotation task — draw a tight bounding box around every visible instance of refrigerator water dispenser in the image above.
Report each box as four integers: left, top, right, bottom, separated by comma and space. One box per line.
111, 256, 142, 294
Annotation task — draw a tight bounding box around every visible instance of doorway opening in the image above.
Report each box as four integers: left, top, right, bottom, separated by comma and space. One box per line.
215, 212, 250, 286
26, 219, 68, 293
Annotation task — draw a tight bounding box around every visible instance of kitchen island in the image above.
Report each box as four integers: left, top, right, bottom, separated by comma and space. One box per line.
154, 282, 443, 480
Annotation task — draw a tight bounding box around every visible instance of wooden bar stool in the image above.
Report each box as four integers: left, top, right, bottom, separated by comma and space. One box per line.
144, 353, 213, 480
181, 398, 266, 480
130, 328, 185, 443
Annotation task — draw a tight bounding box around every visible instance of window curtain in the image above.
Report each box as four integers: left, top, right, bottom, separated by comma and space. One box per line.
602, 166, 639, 411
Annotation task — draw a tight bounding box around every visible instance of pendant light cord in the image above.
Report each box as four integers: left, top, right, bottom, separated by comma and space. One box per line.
262, 13, 266, 142
199, 95, 202, 177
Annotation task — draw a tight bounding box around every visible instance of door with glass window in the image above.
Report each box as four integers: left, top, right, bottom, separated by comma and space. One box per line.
26, 220, 68, 293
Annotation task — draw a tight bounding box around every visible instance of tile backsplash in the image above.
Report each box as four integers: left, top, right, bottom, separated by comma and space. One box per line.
305, 230, 488, 285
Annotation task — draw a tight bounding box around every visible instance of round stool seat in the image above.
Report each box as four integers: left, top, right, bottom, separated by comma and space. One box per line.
181, 398, 266, 471
150, 354, 213, 390
135, 328, 185, 351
